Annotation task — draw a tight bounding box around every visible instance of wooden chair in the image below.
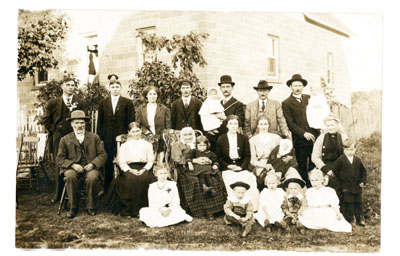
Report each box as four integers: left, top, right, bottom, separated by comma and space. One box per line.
16, 135, 50, 190
162, 129, 203, 181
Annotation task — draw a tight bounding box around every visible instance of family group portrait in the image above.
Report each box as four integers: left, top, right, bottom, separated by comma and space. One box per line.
13, 6, 383, 254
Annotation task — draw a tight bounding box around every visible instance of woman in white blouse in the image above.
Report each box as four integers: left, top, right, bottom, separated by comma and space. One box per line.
107, 122, 155, 217
136, 86, 172, 162
249, 115, 282, 190
215, 115, 260, 210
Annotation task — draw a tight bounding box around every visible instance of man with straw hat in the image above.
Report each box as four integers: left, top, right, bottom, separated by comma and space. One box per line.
56, 110, 107, 218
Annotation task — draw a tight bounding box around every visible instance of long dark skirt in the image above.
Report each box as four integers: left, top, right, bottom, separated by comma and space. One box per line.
176, 164, 227, 218
106, 163, 155, 216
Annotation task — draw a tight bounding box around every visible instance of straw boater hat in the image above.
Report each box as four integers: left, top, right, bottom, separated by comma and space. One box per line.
218, 75, 235, 86
67, 110, 90, 122
253, 80, 273, 90
282, 168, 306, 188
286, 74, 308, 87
230, 181, 250, 190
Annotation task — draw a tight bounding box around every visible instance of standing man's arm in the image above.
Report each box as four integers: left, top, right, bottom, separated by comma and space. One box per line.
276, 102, 289, 137
282, 101, 306, 138
127, 98, 135, 124
244, 104, 252, 137
165, 107, 172, 129
42, 100, 54, 134
196, 99, 203, 131
236, 102, 245, 130
171, 101, 177, 130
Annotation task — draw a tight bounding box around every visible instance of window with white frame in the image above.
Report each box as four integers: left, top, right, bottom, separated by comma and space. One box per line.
327, 52, 333, 85
267, 34, 279, 79
136, 26, 156, 67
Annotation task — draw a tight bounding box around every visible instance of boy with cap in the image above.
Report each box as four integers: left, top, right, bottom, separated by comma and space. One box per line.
280, 169, 307, 234
224, 181, 255, 237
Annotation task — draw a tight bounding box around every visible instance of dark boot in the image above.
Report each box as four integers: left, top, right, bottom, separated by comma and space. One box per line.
242, 224, 252, 237
356, 216, 366, 226
264, 219, 271, 232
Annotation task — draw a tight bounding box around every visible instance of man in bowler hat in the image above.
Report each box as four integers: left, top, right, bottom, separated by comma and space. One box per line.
56, 110, 107, 218
42, 77, 88, 204
244, 80, 289, 138
282, 74, 319, 186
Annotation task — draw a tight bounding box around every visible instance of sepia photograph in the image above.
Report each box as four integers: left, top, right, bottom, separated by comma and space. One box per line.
7, 0, 392, 254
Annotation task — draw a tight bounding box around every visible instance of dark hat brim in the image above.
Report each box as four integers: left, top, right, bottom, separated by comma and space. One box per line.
230, 181, 250, 190
286, 78, 308, 87
253, 86, 273, 90
67, 116, 90, 122
218, 82, 235, 86
283, 178, 306, 188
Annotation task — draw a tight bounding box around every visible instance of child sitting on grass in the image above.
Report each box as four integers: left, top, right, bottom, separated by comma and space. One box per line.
280, 169, 307, 234
187, 136, 219, 196
139, 166, 193, 228
332, 138, 367, 226
254, 173, 286, 232
298, 168, 352, 232
224, 181, 255, 238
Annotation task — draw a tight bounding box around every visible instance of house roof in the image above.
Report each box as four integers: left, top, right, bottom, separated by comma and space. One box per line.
304, 13, 353, 38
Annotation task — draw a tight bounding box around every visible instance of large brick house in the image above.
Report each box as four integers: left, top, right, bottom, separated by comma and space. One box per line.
17, 10, 352, 130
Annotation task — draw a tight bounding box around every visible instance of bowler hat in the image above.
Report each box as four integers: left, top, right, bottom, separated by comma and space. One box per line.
253, 80, 273, 90
282, 168, 306, 188
218, 75, 235, 86
67, 110, 90, 122
107, 74, 119, 80
230, 181, 250, 190
179, 79, 193, 87
286, 74, 308, 87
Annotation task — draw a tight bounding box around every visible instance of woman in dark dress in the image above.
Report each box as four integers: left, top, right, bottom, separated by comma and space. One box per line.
171, 127, 227, 220
215, 115, 259, 210
136, 86, 171, 163
312, 115, 347, 191
107, 122, 155, 217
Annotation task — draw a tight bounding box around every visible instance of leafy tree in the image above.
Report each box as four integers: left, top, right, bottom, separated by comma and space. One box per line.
18, 10, 69, 81
320, 77, 347, 113
128, 31, 209, 108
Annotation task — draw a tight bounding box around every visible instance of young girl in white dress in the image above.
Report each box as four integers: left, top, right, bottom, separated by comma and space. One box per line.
199, 87, 226, 132
306, 86, 330, 130
254, 173, 286, 232
298, 169, 352, 232
139, 166, 193, 228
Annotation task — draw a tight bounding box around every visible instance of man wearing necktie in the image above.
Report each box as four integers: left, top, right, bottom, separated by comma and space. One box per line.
244, 80, 289, 138
42, 77, 88, 204
282, 74, 320, 187
171, 80, 203, 131
97, 78, 135, 193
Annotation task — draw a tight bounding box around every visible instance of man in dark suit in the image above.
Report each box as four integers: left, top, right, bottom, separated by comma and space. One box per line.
57, 110, 107, 218
282, 74, 319, 186
171, 80, 203, 131
218, 75, 245, 134
42, 77, 88, 204
97, 79, 135, 193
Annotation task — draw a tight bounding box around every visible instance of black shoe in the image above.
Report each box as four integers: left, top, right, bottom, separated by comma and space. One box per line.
66, 208, 78, 219
206, 213, 215, 220
274, 221, 283, 229
357, 216, 366, 226
51, 198, 59, 204
87, 209, 96, 216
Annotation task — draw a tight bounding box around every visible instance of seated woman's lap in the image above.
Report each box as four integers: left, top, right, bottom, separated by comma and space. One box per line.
176, 165, 226, 218
221, 170, 260, 210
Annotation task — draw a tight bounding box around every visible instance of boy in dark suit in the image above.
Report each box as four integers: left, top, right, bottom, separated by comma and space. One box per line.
171, 80, 203, 131
97, 79, 135, 193
282, 74, 319, 186
42, 77, 88, 203
332, 138, 367, 226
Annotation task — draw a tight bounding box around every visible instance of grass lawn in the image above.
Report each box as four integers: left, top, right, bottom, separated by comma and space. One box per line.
15, 133, 381, 252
